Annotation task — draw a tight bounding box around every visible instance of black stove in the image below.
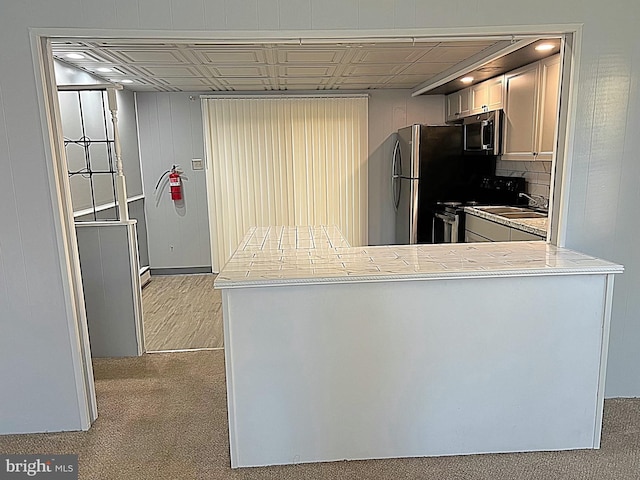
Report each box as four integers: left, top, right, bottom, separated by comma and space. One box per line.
432, 176, 526, 243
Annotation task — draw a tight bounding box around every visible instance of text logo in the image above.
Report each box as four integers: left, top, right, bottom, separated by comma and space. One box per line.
0, 455, 77, 479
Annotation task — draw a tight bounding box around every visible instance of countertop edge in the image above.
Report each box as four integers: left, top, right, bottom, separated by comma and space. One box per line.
214, 265, 624, 289
463, 207, 547, 236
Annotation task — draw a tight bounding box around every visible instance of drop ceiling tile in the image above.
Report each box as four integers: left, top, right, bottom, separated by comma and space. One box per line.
336, 75, 392, 84
50, 37, 524, 93
280, 66, 337, 77
417, 45, 494, 63
352, 47, 432, 64
136, 66, 202, 77
277, 48, 346, 64
108, 49, 190, 64
211, 66, 269, 78
193, 49, 267, 64
160, 78, 210, 87
343, 64, 404, 76
399, 62, 456, 75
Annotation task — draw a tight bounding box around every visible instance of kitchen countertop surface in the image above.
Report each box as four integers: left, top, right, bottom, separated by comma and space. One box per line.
214, 226, 623, 288
464, 206, 548, 236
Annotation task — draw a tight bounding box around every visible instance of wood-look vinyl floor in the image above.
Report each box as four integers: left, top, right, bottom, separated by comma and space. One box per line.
141, 274, 223, 351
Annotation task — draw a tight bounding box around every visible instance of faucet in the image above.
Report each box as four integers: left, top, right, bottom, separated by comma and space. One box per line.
518, 192, 549, 211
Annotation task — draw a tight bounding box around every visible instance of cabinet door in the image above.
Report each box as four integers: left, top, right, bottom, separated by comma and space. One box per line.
486, 75, 505, 111
471, 83, 488, 114
535, 55, 561, 161
502, 64, 539, 161
510, 228, 545, 241
446, 92, 461, 122
459, 88, 471, 117
465, 230, 491, 243
465, 215, 511, 241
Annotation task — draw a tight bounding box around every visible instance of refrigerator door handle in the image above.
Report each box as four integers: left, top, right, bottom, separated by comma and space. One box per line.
392, 140, 401, 211
432, 216, 436, 244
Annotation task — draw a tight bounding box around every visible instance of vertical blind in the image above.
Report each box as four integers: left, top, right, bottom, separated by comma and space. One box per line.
202, 96, 368, 271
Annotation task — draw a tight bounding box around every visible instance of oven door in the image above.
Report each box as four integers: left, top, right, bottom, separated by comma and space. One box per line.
432, 211, 460, 243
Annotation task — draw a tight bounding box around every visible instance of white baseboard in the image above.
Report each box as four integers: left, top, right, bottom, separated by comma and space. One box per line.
140, 266, 151, 288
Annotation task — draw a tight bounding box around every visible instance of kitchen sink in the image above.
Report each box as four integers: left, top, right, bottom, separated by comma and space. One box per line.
499, 211, 547, 219
474, 206, 528, 214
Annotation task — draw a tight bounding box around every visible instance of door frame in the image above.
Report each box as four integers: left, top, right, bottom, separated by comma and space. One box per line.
29, 24, 582, 427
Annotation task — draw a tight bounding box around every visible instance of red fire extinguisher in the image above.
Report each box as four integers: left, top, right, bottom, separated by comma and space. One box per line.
169, 168, 182, 201
155, 165, 183, 202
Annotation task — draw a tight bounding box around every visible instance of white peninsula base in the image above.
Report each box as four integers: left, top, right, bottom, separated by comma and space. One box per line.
216, 227, 622, 468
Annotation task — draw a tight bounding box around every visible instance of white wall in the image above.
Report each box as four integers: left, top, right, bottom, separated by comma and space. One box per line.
0, 0, 639, 434
136, 92, 212, 270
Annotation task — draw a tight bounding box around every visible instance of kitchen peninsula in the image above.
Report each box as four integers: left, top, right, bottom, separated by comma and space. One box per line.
215, 226, 622, 468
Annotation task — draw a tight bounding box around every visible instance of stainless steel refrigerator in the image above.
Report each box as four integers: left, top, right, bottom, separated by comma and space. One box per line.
392, 124, 490, 244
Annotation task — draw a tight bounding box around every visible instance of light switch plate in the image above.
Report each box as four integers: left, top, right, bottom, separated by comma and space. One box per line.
191, 158, 204, 170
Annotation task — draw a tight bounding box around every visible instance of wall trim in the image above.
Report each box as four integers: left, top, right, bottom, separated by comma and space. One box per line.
73, 194, 145, 219
30, 24, 583, 431
150, 266, 213, 276
30, 24, 584, 43
29, 34, 96, 429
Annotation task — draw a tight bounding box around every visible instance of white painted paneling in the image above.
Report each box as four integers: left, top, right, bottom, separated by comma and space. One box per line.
203, 0, 227, 30
311, 0, 358, 29
138, 0, 172, 29
279, 0, 311, 29
393, 0, 416, 28
81, 0, 117, 28
75, 223, 141, 357
358, 0, 394, 29
257, 0, 279, 29
170, 0, 206, 30
224, 274, 608, 466
114, 0, 141, 28
136, 92, 212, 269
225, 0, 259, 30
0, 0, 639, 435
0, 23, 84, 432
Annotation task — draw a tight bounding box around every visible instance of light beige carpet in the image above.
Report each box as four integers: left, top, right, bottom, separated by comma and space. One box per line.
1, 350, 640, 479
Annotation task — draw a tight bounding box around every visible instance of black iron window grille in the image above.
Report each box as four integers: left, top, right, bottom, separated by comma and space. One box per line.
63, 89, 119, 221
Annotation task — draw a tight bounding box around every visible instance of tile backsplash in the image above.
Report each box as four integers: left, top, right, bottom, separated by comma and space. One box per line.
495, 160, 552, 200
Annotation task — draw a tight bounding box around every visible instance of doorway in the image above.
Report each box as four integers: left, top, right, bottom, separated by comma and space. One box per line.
32, 26, 580, 427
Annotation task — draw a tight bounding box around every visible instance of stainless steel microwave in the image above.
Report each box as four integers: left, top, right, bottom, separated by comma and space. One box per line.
463, 110, 502, 155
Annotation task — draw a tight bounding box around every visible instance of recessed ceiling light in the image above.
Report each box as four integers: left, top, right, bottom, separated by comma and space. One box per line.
461, 76, 474, 84
119, 79, 133, 84
535, 43, 555, 52
96, 67, 113, 73
65, 53, 85, 60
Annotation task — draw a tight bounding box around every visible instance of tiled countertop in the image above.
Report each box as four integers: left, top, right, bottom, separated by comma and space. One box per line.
464, 206, 548, 237
214, 226, 623, 288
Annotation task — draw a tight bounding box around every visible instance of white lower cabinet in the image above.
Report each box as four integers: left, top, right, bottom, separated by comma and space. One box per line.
465, 214, 545, 242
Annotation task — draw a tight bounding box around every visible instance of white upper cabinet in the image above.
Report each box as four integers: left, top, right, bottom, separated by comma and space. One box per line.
535, 55, 561, 161
502, 54, 561, 161
470, 75, 504, 115
446, 88, 471, 122
502, 63, 539, 160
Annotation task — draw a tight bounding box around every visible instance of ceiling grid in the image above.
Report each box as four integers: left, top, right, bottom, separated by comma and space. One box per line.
52, 38, 560, 93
